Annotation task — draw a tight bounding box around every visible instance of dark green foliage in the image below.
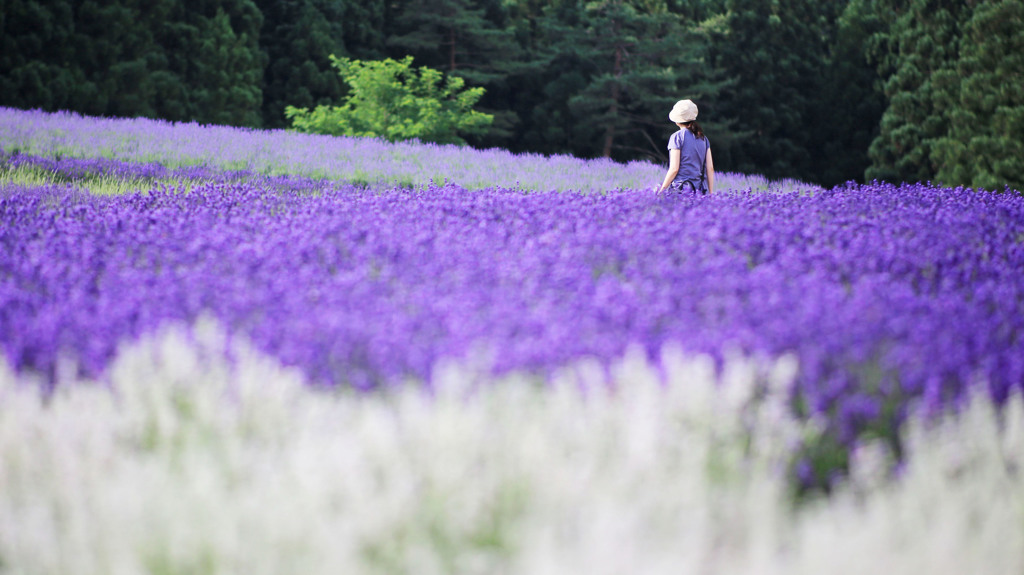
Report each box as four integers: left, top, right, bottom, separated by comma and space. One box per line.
0, 0, 87, 112
0, 0, 265, 126
386, 0, 518, 85
466, 0, 575, 154
5, 0, 1018, 188
150, 0, 266, 126
384, 0, 525, 147
508, 0, 728, 162
711, 0, 850, 183
931, 0, 1024, 191
255, 0, 387, 129
567, 0, 723, 160
866, 0, 1024, 191
72, 0, 153, 118
255, 0, 345, 129
339, 0, 388, 59
808, 0, 887, 187
866, 0, 968, 184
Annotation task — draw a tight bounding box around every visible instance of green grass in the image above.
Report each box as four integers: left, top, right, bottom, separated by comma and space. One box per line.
0, 164, 172, 195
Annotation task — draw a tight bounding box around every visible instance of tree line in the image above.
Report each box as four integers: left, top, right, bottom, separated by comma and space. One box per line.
1, 0, 1020, 189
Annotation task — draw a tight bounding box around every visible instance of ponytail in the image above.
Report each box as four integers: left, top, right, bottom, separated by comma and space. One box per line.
683, 121, 705, 140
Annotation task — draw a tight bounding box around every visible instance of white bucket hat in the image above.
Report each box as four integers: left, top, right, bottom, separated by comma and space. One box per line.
668, 99, 698, 123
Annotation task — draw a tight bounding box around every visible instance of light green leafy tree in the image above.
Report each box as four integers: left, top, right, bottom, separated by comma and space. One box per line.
285, 55, 493, 144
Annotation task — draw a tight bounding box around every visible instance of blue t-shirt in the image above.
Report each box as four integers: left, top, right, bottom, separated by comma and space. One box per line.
667, 129, 710, 191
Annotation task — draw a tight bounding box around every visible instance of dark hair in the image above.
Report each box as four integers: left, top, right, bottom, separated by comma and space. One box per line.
682, 121, 705, 140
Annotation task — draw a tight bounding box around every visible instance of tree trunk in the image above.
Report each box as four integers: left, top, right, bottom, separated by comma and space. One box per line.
602, 43, 623, 158
449, 14, 457, 72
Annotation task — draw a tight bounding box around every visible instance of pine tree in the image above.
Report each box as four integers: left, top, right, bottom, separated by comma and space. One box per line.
931, 0, 1024, 191
865, 0, 967, 183
385, 0, 518, 86
711, 0, 841, 182
808, 0, 886, 186
384, 0, 525, 145
340, 0, 388, 58
1, 0, 265, 126
256, 0, 343, 128
496, 0, 585, 155
173, 0, 265, 127
0, 0, 91, 113
72, 0, 163, 119
539, 0, 723, 161
254, 0, 389, 129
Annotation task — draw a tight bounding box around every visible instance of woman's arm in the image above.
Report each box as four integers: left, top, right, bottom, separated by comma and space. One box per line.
705, 148, 715, 195
658, 149, 681, 192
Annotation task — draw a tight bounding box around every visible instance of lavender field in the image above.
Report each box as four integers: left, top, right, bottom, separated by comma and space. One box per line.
2, 107, 1024, 573
1, 107, 815, 194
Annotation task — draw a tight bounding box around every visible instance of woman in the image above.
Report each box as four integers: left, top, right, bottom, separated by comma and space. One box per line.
657, 99, 714, 195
